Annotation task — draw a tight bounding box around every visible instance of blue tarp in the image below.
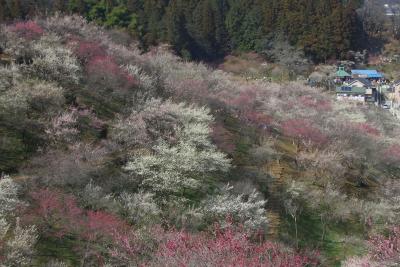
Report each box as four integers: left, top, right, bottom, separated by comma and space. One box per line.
351, 70, 384, 78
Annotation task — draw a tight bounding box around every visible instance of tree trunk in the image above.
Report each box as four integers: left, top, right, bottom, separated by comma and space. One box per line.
294, 216, 298, 249
320, 215, 326, 247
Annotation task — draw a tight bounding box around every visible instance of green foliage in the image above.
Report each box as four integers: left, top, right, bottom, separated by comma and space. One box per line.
105, 5, 131, 28
0, 0, 364, 62
88, 1, 107, 24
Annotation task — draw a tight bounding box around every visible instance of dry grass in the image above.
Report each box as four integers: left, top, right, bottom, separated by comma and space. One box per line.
218, 52, 269, 77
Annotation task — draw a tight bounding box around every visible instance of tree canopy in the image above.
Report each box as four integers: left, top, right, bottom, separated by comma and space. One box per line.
0, 0, 365, 62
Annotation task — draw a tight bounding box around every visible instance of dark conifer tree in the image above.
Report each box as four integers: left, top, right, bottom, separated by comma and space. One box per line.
10, 0, 22, 19
0, 0, 366, 62
0, 0, 7, 22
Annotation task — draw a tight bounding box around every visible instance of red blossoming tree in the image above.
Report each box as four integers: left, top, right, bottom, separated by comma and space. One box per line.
86, 55, 136, 92
353, 122, 380, 137
10, 21, 44, 40
74, 40, 107, 64
382, 144, 400, 165
150, 223, 319, 267
28, 189, 142, 265
299, 96, 332, 112
369, 226, 400, 263
281, 119, 328, 148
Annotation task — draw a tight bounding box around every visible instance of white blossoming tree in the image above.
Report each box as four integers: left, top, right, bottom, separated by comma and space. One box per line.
119, 191, 161, 226
0, 176, 38, 267
0, 175, 21, 214
201, 184, 268, 230
124, 100, 231, 202
24, 35, 80, 86
3, 219, 38, 267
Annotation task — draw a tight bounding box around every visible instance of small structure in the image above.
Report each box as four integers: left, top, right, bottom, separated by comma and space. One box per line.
336, 86, 366, 102
345, 78, 372, 88
336, 85, 375, 102
351, 69, 384, 80
335, 66, 351, 82
336, 66, 351, 78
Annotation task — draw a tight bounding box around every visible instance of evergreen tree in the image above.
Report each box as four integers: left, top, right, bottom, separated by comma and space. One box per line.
10, 0, 22, 19
0, 0, 6, 22
68, 0, 86, 14
105, 5, 131, 28
53, 0, 67, 13
126, 0, 142, 13
0, 0, 366, 62
166, 0, 189, 56
88, 1, 107, 23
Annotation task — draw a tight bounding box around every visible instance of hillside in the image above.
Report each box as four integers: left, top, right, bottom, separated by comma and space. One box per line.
1, 16, 400, 266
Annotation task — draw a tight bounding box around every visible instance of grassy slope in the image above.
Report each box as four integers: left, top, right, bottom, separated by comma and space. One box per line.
216, 111, 366, 265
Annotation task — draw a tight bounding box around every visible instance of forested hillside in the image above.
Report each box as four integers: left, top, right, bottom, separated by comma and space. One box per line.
1, 16, 400, 266
0, 0, 365, 61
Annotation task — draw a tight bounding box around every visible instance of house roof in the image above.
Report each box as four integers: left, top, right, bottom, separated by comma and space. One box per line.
336, 86, 366, 95
336, 68, 350, 77
351, 69, 384, 78
348, 78, 372, 88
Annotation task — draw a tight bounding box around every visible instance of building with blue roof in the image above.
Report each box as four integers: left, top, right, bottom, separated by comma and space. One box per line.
351, 69, 384, 80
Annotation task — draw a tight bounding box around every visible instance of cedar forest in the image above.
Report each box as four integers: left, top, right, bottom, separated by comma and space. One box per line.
1, 0, 365, 61
1, 1, 400, 267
